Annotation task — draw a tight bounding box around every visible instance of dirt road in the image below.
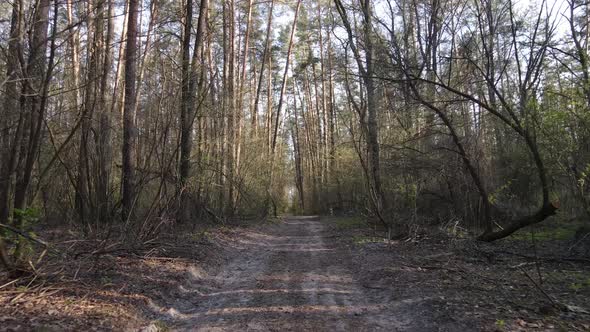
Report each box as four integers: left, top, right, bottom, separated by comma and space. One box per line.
153, 216, 443, 331
3, 215, 588, 331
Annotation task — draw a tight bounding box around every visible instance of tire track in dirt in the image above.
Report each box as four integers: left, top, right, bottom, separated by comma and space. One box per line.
156, 216, 438, 331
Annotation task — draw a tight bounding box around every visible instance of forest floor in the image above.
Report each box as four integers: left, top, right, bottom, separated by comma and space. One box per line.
1, 215, 590, 331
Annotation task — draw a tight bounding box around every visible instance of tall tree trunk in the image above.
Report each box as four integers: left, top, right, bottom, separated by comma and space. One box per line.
0, 0, 24, 225
110, 0, 129, 120
0, 0, 24, 271
335, 0, 388, 226
224, 0, 237, 216
233, 0, 253, 209
253, 0, 274, 140
179, 0, 209, 222
178, 0, 194, 222
317, 1, 329, 192
122, 0, 139, 222
96, 0, 115, 223
271, 0, 302, 153
13, 0, 56, 264
14, 0, 52, 215
292, 80, 304, 211
266, 54, 273, 155
362, 0, 384, 218
77, 0, 98, 225
326, 10, 342, 211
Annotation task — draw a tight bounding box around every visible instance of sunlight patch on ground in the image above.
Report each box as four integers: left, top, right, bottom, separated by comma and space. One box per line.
255, 273, 354, 284
188, 265, 207, 279
204, 304, 384, 316
177, 286, 357, 297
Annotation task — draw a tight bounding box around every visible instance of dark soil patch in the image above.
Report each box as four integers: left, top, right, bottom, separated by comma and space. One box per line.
324, 216, 590, 331
0, 222, 232, 331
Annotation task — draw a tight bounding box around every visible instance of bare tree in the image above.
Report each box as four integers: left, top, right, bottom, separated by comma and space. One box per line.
122, 0, 139, 222
334, 0, 388, 227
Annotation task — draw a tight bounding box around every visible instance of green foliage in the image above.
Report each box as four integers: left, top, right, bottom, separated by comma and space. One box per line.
152, 320, 170, 332
507, 220, 580, 241
352, 235, 385, 245
569, 282, 583, 293
100, 275, 113, 286
13, 207, 41, 228
488, 180, 513, 205
6, 207, 42, 264
191, 230, 212, 242
562, 273, 590, 293
333, 217, 366, 230
441, 220, 469, 238
578, 163, 590, 189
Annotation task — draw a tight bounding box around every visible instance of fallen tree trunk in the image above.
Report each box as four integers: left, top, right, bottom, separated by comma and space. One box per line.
477, 203, 558, 242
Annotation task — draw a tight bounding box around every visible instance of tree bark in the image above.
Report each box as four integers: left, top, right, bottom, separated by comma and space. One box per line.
122, 0, 139, 222
179, 0, 209, 222
0, 0, 24, 225
335, 0, 388, 225
254, 0, 274, 142
272, 0, 301, 153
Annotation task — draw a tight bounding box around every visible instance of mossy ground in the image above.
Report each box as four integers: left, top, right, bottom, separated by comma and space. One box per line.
507, 216, 588, 241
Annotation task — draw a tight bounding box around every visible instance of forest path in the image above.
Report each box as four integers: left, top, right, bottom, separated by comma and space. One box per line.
163, 216, 436, 331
